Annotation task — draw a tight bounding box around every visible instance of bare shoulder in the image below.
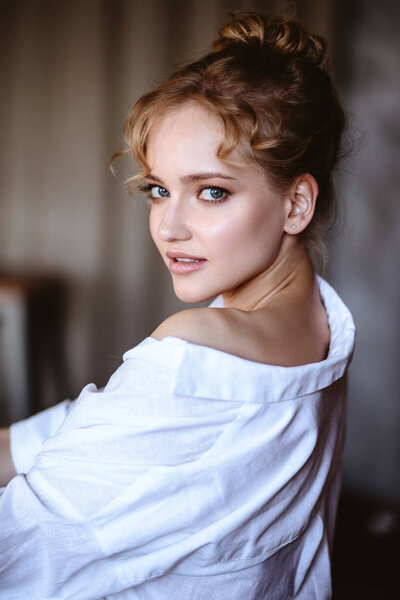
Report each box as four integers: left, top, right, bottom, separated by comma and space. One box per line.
151, 306, 280, 363
151, 296, 330, 366
151, 307, 235, 351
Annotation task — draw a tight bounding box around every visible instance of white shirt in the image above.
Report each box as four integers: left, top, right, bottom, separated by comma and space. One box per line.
0, 277, 355, 600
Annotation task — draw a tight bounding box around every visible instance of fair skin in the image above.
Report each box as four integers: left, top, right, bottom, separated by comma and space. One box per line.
0, 102, 330, 487
148, 102, 330, 365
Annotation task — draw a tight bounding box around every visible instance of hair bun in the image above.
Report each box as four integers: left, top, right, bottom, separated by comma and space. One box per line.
214, 13, 327, 66
265, 17, 327, 65
215, 13, 265, 48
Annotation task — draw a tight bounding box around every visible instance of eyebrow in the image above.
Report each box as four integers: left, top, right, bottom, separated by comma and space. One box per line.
146, 172, 237, 184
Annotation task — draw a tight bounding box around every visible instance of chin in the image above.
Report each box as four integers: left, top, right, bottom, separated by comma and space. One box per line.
173, 283, 215, 305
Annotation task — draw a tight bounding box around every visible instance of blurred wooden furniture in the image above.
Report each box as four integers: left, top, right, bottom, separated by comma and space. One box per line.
0, 275, 68, 426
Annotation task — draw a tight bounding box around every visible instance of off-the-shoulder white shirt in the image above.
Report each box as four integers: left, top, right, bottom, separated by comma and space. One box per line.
1, 277, 355, 600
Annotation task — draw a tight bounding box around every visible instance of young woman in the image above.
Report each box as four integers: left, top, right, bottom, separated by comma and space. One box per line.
0, 13, 355, 600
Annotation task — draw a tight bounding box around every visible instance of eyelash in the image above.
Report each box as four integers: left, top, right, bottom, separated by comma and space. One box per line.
140, 184, 230, 204
198, 185, 230, 204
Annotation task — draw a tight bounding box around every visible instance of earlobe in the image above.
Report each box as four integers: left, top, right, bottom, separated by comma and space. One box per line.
284, 174, 319, 235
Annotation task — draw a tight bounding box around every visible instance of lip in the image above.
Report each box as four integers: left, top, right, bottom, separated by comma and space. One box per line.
166, 250, 207, 274
166, 251, 205, 260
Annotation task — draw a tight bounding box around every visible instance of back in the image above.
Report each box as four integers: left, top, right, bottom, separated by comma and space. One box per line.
3, 277, 355, 599
152, 274, 331, 368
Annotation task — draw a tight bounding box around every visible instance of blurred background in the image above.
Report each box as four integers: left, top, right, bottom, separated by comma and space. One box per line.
0, 0, 399, 596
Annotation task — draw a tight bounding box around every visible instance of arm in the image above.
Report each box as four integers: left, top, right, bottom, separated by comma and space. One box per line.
1, 399, 73, 487
0, 336, 345, 597
0, 345, 239, 597
1, 399, 74, 481
0, 428, 17, 486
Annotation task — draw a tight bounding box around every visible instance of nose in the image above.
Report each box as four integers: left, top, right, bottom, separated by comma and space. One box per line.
157, 198, 192, 243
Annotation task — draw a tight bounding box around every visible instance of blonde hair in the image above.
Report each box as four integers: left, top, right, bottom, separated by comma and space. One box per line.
118, 12, 346, 271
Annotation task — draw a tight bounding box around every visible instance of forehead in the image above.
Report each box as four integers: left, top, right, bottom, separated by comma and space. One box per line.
147, 103, 222, 158
146, 102, 253, 175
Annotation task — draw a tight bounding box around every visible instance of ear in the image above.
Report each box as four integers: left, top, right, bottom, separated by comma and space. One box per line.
283, 174, 319, 235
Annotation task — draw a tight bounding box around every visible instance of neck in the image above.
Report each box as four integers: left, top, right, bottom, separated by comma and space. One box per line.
222, 234, 315, 311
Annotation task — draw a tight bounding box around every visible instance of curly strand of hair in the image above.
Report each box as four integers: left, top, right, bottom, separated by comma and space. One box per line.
215, 12, 265, 48
264, 18, 326, 65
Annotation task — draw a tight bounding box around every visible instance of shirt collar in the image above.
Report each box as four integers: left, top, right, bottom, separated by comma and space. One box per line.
125, 277, 355, 404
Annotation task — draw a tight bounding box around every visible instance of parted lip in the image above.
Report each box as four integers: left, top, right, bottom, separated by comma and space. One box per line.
166, 251, 206, 261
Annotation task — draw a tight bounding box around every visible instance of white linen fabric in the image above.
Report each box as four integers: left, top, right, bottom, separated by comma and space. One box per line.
0, 277, 355, 600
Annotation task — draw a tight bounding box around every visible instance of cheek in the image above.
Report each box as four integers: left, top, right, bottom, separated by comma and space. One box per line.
242, 199, 286, 246
149, 209, 168, 262
196, 218, 242, 255
200, 208, 279, 255
149, 209, 159, 246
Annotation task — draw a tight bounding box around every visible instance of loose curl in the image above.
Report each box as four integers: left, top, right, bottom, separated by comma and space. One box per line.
118, 12, 346, 271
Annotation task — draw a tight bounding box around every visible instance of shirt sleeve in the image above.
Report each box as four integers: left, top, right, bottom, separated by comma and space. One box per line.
0, 336, 345, 599
0, 339, 239, 598
9, 399, 74, 474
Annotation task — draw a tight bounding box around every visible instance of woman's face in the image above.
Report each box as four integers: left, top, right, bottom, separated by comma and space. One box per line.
146, 102, 289, 304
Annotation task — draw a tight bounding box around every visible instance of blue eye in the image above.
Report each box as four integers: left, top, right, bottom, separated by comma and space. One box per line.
199, 187, 228, 203
151, 185, 169, 198
141, 184, 170, 200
